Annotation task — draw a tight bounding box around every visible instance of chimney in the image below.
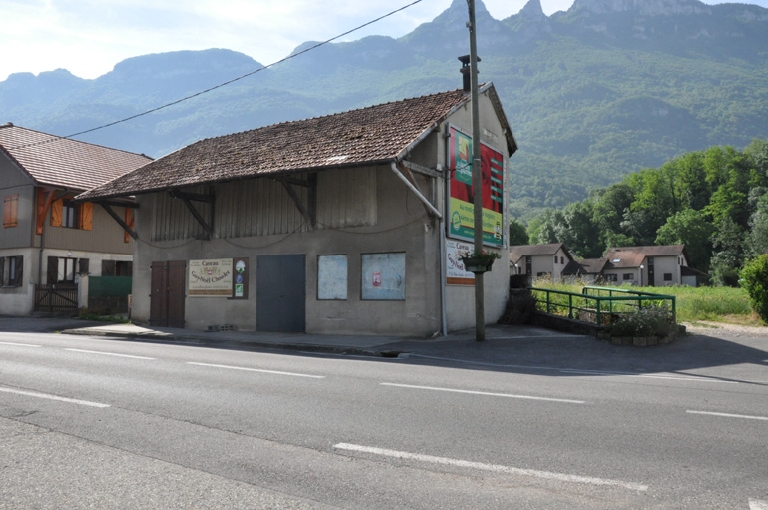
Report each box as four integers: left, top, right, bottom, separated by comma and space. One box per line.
458, 55, 481, 92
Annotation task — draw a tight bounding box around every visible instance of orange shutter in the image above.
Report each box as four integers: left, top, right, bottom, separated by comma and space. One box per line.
79, 202, 93, 230
50, 199, 63, 227
3, 194, 18, 227
124, 208, 134, 243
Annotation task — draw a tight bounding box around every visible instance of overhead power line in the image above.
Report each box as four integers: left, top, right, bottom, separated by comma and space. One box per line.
8, 0, 425, 151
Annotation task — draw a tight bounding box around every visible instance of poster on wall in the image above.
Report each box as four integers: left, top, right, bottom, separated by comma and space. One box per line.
448, 126, 505, 247
318, 255, 348, 300
446, 240, 476, 285
361, 253, 406, 300
188, 258, 233, 296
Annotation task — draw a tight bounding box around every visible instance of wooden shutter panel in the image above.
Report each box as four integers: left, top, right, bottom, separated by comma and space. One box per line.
50, 199, 63, 227
125, 207, 134, 243
3, 194, 18, 227
47, 256, 59, 284
79, 202, 93, 230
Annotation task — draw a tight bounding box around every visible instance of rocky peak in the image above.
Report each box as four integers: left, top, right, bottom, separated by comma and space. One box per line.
519, 0, 547, 19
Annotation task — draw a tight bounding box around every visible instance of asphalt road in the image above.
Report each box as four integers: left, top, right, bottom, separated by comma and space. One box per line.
1, 321, 766, 509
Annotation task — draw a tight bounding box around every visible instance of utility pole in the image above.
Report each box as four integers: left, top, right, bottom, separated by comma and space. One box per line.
467, 0, 485, 342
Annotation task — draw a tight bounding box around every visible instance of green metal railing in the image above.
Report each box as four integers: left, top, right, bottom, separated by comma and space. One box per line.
530, 286, 676, 326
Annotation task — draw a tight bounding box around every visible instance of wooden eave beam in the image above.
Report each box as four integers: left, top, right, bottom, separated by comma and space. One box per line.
400, 160, 442, 178
100, 203, 138, 240
278, 176, 316, 229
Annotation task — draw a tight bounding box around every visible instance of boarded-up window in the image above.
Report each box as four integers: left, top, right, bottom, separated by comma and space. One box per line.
3, 194, 18, 228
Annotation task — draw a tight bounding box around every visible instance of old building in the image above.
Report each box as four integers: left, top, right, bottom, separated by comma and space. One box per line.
0, 123, 151, 315
78, 85, 517, 336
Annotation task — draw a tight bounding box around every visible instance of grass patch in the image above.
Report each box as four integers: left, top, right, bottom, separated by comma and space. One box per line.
532, 280, 756, 326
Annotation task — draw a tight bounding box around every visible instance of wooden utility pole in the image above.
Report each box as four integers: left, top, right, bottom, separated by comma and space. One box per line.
467, 0, 485, 341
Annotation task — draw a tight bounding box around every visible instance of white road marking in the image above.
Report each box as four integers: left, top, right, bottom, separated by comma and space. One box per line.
187, 362, 325, 378
750, 499, 768, 510
408, 355, 737, 384
687, 410, 768, 421
334, 443, 648, 491
0, 341, 41, 347
560, 368, 738, 383
0, 386, 110, 408
381, 382, 585, 404
65, 348, 156, 360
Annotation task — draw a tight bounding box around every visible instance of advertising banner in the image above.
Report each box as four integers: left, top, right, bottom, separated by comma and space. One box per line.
189, 258, 233, 296
446, 240, 475, 285
448, 126, 505, 246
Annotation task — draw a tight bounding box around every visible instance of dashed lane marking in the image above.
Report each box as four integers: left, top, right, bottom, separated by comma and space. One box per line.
381, 382, 585, 404
0, 386, 110, 408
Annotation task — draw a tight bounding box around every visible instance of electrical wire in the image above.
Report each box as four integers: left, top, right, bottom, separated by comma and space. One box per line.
6, 0, 425, 152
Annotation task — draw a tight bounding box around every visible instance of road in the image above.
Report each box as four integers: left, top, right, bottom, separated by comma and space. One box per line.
1, 323, 767, 509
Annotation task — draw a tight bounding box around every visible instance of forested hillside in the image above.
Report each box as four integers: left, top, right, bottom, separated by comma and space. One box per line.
1, 0, 767, 213
525, 138, 768, 284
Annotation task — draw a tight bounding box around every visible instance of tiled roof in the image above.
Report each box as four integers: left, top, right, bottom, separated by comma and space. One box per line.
509, 243, 570, 260
0, 123, 152, 192
604, 245, 687, 268
566, 257, 609, 274
77, 88, 480, 201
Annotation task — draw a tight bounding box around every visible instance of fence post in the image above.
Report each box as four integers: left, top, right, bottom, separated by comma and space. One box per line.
596, 298, 602, 326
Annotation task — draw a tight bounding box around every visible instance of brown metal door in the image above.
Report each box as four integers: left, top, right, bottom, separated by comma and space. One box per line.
150, 260, 186, 327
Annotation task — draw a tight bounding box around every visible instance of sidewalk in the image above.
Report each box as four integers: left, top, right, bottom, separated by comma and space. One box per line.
60, 321, 422, 357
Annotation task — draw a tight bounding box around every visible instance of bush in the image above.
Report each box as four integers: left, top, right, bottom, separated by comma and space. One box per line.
499, 290, 538, 325
609, 304, 677, 338
740, 255, 768, 324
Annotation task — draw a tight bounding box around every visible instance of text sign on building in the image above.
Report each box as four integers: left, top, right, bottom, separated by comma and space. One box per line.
446, 240, 475, 285
189, 258, 233, 297
448, 126, 505, 247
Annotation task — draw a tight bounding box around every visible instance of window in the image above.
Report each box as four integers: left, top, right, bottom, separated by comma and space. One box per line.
623, 273, 633, 280
50, 199, 93, 230
664, 273, 673, 281
561, 256, 564, 264
3, 194, 18, 228
1, 256, 23, 287
605, 273, 618, 282
62, 200, 78, 228
102, 260, 133, 277
554, 256, 558, 264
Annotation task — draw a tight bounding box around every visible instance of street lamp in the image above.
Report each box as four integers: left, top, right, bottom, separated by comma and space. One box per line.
639, 264, 644, 287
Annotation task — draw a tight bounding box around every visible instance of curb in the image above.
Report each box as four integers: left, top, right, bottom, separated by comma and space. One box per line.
60, 328, 403, 358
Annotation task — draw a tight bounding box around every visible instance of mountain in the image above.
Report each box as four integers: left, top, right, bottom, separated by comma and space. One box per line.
2, 0, 767, 217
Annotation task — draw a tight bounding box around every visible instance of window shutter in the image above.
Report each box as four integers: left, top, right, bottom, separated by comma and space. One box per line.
79, 202, 93, 230
124, 207, 134, 244
50, 199, 63, 227
3, 194, 18, 228
47, 256, 59, 284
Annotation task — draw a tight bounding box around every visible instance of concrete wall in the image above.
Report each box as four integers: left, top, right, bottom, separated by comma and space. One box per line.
0, 248, 36, 316
649, 256, 682, 286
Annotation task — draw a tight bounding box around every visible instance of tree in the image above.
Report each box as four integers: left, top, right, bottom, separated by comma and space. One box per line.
709, 216, 746, 286
508, 218, 529, 246
655, 209, 712, 271
740, 255, 768, 324
745, 193, 768, 258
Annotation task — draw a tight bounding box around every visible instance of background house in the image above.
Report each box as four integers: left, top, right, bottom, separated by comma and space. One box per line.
78, 84, 517, 337
0, 123, 151, 315
509, 243, 575, 285
600, 245, 694, 287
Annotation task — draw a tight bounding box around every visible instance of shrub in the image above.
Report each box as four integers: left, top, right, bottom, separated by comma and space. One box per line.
499, 290, 538, 325
609, 304, 677, 338
740, 255, 768, 324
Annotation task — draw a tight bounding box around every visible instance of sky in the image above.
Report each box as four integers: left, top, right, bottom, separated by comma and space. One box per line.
2, 0, 767, 82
